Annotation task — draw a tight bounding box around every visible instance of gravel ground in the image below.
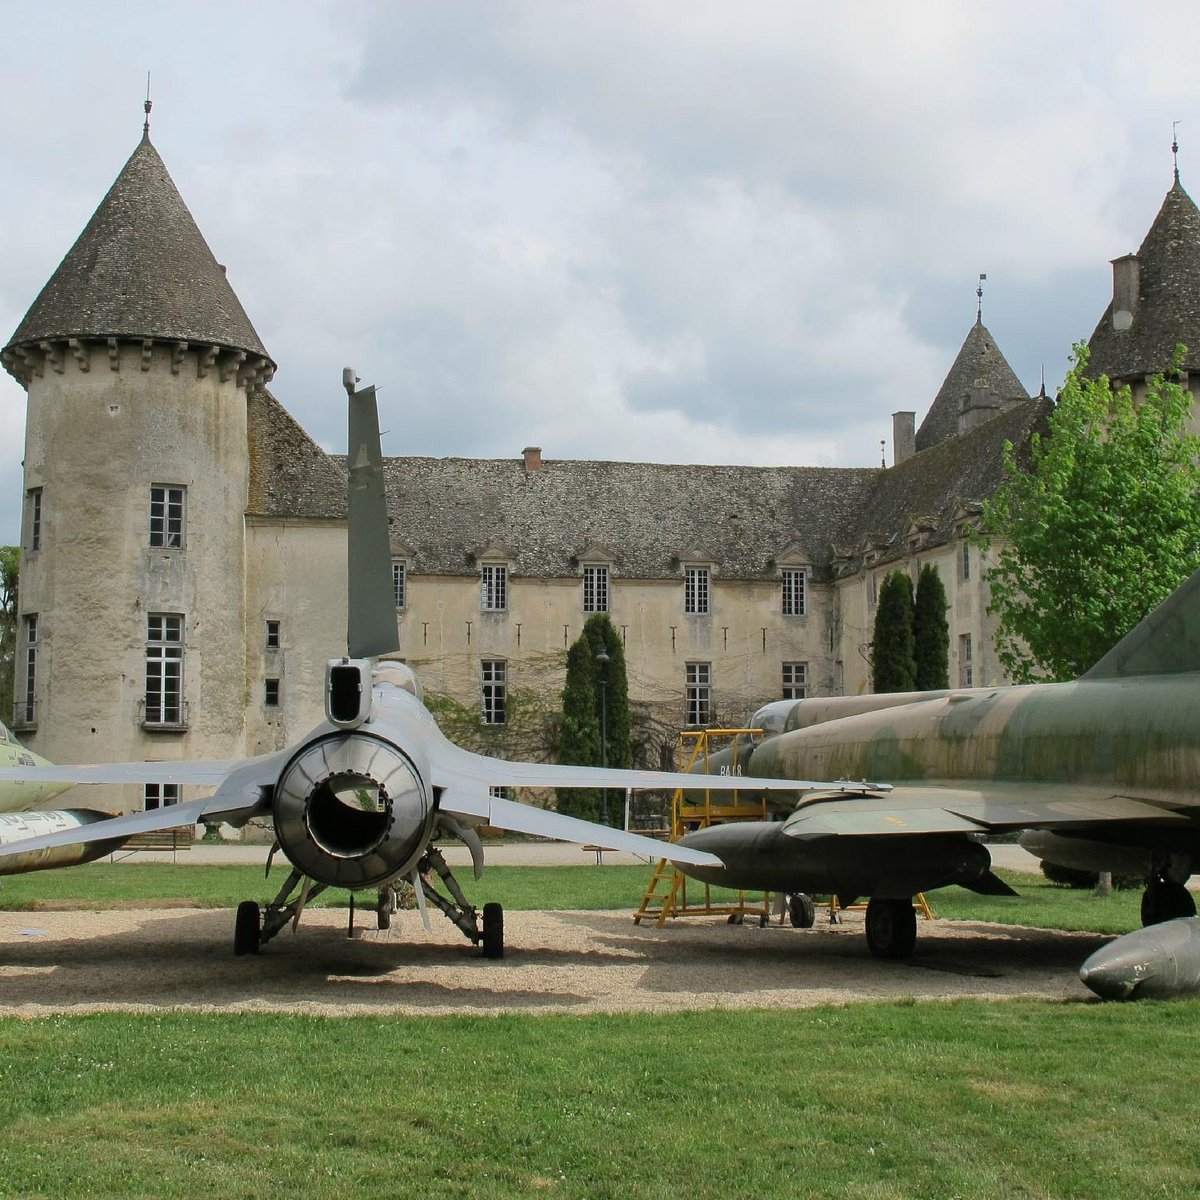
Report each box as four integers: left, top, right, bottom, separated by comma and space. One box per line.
0, 906, 1103, 1017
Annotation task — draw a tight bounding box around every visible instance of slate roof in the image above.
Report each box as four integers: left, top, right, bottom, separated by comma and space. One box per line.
378, 458, 882, 581
914, 319, 1029, 452
247, 388, 346, 520
2, 135, 273, 380
842, 397, 1051, 574
1085, 177, 1200, 382
245, 392, 881, 581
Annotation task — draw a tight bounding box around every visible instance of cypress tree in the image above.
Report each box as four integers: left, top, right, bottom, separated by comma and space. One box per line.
871, 571, 916, 693
555, 637, 601, 821
583, 613, 631, 826
913, 563, 950, 690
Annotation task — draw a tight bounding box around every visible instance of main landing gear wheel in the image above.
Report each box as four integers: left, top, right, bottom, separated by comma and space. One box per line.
482, 902, 505, 959
1141, 878, 1196, 926
234, 900, 261, 956
865, 898, 917, 960
788, 893, 816, 929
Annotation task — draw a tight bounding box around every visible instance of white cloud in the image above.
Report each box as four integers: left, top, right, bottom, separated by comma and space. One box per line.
2, 0, 1200, 546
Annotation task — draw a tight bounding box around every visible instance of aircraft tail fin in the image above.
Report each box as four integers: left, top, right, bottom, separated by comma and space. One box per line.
1082, 564, 1200, 679
345, 373, 401, 659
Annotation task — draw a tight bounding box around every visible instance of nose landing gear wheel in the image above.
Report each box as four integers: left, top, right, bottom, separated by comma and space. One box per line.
788, 893, 817, 929
234, 900, 261, 956
865, 898, 917, 959
1141, 878, 1196, 926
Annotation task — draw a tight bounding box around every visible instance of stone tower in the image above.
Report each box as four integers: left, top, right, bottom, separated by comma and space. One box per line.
1, 129, 275, 812
1085, 175, 1200, 400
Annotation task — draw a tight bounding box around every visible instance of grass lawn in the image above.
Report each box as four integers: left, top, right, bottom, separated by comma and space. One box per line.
0, 862, 1148, 936
0, 1002, 1198, 1199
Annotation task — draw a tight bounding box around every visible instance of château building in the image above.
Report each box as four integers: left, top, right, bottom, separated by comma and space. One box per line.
5, 127, 1199, 814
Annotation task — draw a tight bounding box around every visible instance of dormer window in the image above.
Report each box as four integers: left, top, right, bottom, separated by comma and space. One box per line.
781, 568, 807, 616
583, 564, 609, 613
481, 563, 508, 612
684, 566, 710, 615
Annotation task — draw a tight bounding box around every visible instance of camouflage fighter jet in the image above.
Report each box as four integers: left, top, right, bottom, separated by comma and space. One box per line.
677, 572, 1200, 960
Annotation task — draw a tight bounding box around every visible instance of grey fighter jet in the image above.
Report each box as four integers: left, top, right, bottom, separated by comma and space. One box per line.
0, 371, 843, 959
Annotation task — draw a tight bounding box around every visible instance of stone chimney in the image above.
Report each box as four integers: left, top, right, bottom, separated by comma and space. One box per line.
1111, 254, 1140, 332
891, 412, 915, 466
522, 446, 542, 473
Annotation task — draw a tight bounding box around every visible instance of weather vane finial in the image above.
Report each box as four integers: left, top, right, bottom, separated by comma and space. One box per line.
976, 273, 987, 324
142, 71, 152, 141
1173, 120, 1182, 183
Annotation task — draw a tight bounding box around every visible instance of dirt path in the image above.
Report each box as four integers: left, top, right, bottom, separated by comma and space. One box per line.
0, 907, 1103, 1017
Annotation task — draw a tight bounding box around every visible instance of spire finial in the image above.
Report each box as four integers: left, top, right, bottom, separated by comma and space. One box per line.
142, 71, 152, 141
1173, 120, 1182, 183
880, 438, 887, 468
976, 273, 987, 325
1039, 365, 1047, 399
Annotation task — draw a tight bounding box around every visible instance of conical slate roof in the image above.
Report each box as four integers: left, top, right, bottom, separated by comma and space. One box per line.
3, 135, 273, 373
1085, 178, 1200, 382
914, 319, 1029, 452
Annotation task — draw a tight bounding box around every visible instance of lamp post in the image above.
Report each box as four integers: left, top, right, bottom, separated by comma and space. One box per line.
595, 648, 610, 825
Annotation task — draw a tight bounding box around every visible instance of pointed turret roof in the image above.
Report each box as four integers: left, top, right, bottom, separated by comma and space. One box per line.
914, 319, 1029, 452
3, 135, 273, 380
1085, 178, 1200, 382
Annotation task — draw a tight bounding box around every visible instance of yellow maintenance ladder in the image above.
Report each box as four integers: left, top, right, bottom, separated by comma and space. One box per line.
634, 729, 773, 927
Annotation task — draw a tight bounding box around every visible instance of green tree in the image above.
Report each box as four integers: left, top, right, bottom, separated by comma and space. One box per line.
555, 636, 601, 821
583, 613, 631, 827
913, 563, 949, 690
871, 570, 915, 693
980, 344, 1200, 682
583, 613, 632, 772
0, 547, 17, 723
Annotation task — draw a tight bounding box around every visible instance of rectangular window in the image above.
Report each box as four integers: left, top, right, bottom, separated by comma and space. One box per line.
481, 563, 508, 612
265, 620, 280, 649
149, 485, 186, 549
684, 567, 710, 615
781, 568, 806, 616
265, 678, 281, 707
144, 783, 181, 810
685, 662, 712, 726
19, 614, 37, 725
392, 562, 407, 610
583, 565, 609, 613
782, 662, 807, 700
481, 660, 507, 724
960, 538, 971, 582
959, 633, 974, 687
26, 488, 42, 552
145, 612, 184, 725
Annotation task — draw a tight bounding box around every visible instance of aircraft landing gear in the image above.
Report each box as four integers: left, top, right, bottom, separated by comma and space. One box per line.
787, 893, 816, 929
865, 897, 917, 959
231, 851, 506, 959
415, 847, 505, 958
234, 900, 261, 956
1141, 877, 1196, 926
482, 902, 504, 959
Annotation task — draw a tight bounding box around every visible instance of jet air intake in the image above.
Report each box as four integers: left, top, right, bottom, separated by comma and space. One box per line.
273, 732, 435, 890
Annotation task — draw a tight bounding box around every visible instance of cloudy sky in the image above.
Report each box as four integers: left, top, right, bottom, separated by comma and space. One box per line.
2, 1, 1199, 544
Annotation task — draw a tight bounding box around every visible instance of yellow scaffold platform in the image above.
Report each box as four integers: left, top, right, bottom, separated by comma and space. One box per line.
634, 728, 772, 927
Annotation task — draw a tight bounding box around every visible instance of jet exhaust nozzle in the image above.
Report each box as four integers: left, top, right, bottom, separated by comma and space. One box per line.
274, 732, 435, 889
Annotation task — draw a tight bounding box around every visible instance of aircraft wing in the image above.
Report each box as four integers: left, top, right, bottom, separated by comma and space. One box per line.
425, 745, 879, 868
0, 757, 268, 786
780, 780, 1192, 838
